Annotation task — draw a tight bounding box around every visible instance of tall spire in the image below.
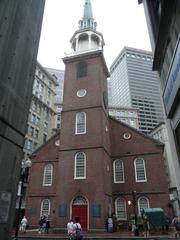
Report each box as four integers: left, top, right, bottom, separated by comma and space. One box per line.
79, 0, 97, 31
83, 0, 93, 19
69, 0, 104, 53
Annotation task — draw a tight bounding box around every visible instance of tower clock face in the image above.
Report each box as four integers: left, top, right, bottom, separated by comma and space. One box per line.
77, 89, 87, 97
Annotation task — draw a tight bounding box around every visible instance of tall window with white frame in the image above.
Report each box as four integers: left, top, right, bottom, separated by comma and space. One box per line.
138, 197, 150, 215
134, 158, 147, 182
43, 164, 53, 186
75, 152, 86, 179
75, 112, 86, 134
115, 198, 127, 220
113, 159, 125, 183
41, 199, 50, 217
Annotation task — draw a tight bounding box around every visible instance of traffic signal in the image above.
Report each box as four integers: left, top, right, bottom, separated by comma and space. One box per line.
128, 200, 132, 206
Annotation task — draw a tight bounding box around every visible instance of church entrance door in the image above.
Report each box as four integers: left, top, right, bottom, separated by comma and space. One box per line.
72, 196, 88, 230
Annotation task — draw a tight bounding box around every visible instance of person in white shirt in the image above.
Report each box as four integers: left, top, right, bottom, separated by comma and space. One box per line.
20, 216, 28, 233
67, 219, 74, 240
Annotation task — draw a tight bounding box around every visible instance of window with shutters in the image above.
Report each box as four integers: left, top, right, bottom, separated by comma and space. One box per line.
41, 199, 50, 217
76, 62, 87, 78
43, 164, 53, 186
138, 197, 149, 215
115, 198, 127, 220
75, 152, 86, 179
113, 159, 125, 183
134, 158, 147, 182
75, 112, 86, 134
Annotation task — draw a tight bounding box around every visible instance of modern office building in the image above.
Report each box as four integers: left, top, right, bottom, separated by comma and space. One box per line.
26, 0, 170, 231
109, 47, 165, 134
140, 0, 180, 215
46, 68, 65, 130
108, 106, 139, 130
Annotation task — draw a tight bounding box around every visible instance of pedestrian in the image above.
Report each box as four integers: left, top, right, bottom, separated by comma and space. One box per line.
73, 216, 83, 240
107, 216, 113, 233
38, 215, 46, 234
67, 218, 74, 240
172, 216, 180, 238
143, 214, 150, 237
131, 217, 136, 235
20, 216, 28, 233
45, 216, 50, 234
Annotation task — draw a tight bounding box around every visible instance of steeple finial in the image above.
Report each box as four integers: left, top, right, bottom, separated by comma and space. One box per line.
79, 0, 97, 31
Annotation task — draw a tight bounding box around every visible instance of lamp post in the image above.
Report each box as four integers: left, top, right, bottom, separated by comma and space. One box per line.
132, 191, 139, 236
128, 191, 139, 236
14, 157, 32, 240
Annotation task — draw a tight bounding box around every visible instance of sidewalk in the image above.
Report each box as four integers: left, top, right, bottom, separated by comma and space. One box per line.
14, 228, 176, 239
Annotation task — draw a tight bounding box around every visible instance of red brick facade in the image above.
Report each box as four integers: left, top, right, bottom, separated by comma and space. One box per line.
26, 51, 171, 231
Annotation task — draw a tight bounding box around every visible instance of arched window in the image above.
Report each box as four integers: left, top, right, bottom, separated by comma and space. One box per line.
75, 112, 86, 134
41, 199, 50, 217
113, 159, 125, 183
76, 61, 87, 78
43, 164, 53, 186
138, 197, 150, 215
134, 158, 147, 182
115, 198, 127, 220
75, 152, 86, 179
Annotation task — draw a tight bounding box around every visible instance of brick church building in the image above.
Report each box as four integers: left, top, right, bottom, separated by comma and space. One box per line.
26, 0, 171, 231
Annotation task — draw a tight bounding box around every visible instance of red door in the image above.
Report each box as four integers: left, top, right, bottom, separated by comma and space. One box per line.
72, 205, 87, 230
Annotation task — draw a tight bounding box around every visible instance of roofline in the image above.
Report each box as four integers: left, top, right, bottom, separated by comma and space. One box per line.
63, 49, 110, 77
110, 46, 153, 71
109, 116, 164, 147
30, 130, 60, 158
37, 61, 59, 86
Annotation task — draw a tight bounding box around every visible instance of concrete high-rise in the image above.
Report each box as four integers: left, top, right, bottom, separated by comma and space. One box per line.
109, 47, 165, 134
140, 0, 180, 215
0, 1, 45, 239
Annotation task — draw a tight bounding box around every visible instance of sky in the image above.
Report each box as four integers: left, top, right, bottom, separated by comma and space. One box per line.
37, 0, 152, 70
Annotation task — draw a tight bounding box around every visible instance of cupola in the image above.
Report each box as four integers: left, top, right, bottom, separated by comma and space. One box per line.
70, 0, 105, 54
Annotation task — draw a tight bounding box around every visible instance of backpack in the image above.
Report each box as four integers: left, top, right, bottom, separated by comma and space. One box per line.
174, 220, 180, 231
76, 224, 83, 240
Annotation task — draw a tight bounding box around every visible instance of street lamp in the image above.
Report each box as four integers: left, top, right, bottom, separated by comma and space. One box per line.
14, 157, 32, 240
128, 191, 139, 236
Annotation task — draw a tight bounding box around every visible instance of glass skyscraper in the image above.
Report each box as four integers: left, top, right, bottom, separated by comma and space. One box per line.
109, 47, 165, 134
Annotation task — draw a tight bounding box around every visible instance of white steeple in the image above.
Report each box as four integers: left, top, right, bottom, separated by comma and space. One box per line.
70, 0, 104, 54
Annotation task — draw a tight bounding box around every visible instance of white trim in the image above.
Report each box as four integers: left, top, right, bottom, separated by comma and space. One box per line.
113, 159, 125, 183
115, 197, 127, 220
43, 164, 53, 186
40, 199, 50, 217
77, 89, 87, 97
137, 196, 150, 215
75, 112, 86, 135
74, 152, 86, 179
134, 157, 147, 182
70, 196, 89, 230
